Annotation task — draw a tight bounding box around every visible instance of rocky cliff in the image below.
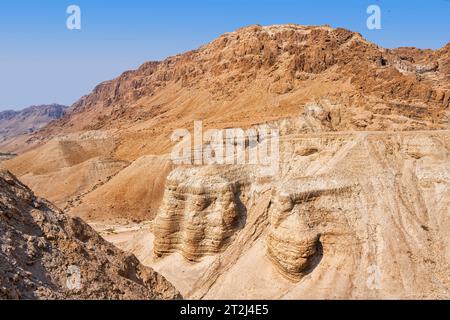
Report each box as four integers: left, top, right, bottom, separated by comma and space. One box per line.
28, 25, 449, 153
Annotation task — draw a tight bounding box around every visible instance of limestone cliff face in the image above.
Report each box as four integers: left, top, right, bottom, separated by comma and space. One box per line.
29, 24, 449, 158
151, 129, 450, 299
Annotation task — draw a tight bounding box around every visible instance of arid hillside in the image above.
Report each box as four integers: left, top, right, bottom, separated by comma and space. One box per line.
12, 25, 450, 155
0, 104, 67, 152
0, 169, 180, 299
0, 24, 448, 299
2, 24, 449, 221
145, 130, 449, 299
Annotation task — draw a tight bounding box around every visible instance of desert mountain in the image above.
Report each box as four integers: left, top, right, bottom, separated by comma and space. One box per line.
3, 24, 450, 220
0, 104, 67, 138
0, 104, 67, 153
147, 130, 449, 299
25, 25, 450, 154
0, 24, 449, 299
0, 169, 180, 299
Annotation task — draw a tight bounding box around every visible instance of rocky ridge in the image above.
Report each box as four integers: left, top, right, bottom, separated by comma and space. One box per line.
28, 25, 449, 151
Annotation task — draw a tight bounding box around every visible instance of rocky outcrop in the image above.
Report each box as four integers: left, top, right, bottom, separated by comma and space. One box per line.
0, 169, 181, 299
267, 176, 355, 280
153, 167, 249, 261
149, 130, 450, 299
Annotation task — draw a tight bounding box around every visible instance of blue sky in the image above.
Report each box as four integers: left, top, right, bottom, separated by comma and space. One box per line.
0, 0, 449, 110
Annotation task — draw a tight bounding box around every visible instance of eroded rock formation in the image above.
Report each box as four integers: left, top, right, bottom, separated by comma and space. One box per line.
267, 176, 355, 280
0, 169, 181, 299
150, 130, 450, 299
153, 167, 249, 261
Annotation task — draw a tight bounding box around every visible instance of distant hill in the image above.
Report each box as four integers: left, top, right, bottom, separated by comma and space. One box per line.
0, 104, 67, 141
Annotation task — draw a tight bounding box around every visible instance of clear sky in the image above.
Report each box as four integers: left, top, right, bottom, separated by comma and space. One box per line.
0, 0, 449, 110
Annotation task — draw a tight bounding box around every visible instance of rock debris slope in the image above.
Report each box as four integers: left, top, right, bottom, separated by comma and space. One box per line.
0, 170, 180, 299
